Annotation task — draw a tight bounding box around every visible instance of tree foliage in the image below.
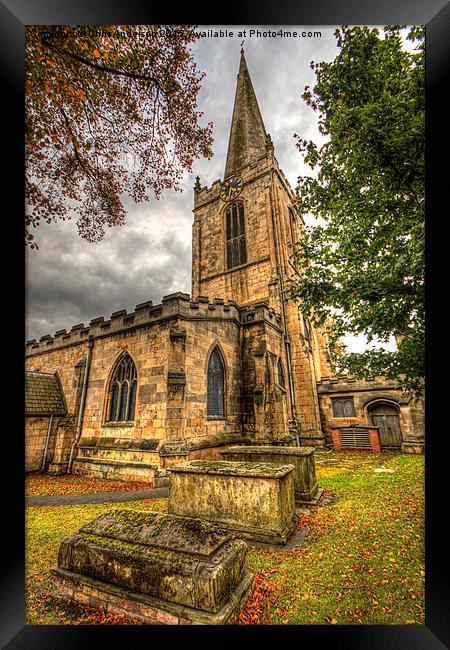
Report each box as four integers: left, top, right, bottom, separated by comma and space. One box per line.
25, 25, 213, 248
288, 26, 424, 396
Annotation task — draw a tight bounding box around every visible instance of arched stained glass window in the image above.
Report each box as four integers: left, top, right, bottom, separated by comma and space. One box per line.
226, 201, 247, 269
207, 348, 225, 417
118, 383, 129, 421
128, 381, 137, 422
106, 353, 137, 423
109, 382, 119, 421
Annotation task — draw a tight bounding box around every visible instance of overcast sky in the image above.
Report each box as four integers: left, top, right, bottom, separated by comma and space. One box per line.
25, 25, 389, 352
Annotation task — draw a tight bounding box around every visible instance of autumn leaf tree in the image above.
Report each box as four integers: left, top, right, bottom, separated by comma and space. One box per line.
25, 25, 213, 248
288, 25, 424, 396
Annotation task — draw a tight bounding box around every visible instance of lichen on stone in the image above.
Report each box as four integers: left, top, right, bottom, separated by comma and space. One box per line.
171, 459, 293, 477
79, 508, 231, 553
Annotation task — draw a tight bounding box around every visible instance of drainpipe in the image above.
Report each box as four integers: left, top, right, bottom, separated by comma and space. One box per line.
67, 336, 94, 473
41, 413, 54, 472
269, 172, 299, 446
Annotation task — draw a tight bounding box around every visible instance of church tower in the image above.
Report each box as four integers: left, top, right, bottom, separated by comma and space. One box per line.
192, 48, 326, 440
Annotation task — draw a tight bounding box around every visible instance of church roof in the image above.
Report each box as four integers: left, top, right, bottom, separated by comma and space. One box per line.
25, 371, 67, 416
224, 49, 268, 179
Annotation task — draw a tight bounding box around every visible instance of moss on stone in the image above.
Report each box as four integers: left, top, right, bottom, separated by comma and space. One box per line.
116, 439, 134, 449
78, 437, 98, 447
224, 445, 315, 457
80, 508, 230, 552
97, 437, 117, 448
171, 459, 293, 477
138, 439, 159, 451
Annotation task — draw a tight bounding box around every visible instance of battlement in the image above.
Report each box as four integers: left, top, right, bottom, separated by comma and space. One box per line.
317, 375, 400, 393
239, 301, 282, 328
194, 178, 221, 207
25, 292, 285, 356
193, 152, 282, 211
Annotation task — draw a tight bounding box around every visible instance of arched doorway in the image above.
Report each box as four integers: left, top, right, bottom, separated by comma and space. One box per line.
369, 402, 403, 449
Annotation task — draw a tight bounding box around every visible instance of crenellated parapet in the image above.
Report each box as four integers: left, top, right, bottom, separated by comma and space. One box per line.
239, 300, 282, 329
26, 293, 288, 357
26, 292, 286, 357
193, 153, 285, 213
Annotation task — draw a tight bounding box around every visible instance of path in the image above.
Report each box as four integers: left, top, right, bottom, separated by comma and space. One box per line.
26, 486, 169, 507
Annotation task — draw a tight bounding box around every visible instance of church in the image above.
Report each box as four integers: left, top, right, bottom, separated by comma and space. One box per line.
25, 49, 425, 482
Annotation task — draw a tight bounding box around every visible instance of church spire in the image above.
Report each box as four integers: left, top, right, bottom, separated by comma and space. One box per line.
224, 48, 268, 179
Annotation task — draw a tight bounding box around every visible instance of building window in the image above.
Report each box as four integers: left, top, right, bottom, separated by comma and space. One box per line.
277, 358, 285, 389
107, 353, 137, 423
331, 397, 356, 418
226, 201, 247, 269
207, 348, 225, 417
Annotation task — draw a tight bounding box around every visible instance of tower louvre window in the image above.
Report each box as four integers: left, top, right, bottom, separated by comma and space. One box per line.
207, 348, 225, 417
226, 201, 247, 269
106, 353, 137, 423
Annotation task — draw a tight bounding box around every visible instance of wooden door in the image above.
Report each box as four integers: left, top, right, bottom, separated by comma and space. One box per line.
370, 403, 402, 449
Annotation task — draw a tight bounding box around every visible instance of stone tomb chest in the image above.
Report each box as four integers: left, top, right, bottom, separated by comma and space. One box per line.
51, 508, 253, 625
221, 446, 323, 505
168, 459, 299, 545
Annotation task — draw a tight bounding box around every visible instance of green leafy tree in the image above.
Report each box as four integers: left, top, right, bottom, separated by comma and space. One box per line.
26, 25, 213, 248
288, 25, 424, 396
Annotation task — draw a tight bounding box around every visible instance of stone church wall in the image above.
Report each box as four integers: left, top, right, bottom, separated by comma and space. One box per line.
241, 302, 290, 442
26, 293, 251, 480
193, 158, 276, 306
25, 415, 58, 472
317, 376, 425, 453
25, 48, 425, 481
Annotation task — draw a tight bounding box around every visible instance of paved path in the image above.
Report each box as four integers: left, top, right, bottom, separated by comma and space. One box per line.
26, 486, 169, 507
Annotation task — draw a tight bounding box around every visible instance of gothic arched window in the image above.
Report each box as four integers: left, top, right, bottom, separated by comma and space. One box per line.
225, 201, 247, 269
107, 354, 137, 423
207, 348, 225, 417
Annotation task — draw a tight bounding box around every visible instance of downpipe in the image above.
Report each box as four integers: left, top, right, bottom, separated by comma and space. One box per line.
41, 413, 54, 472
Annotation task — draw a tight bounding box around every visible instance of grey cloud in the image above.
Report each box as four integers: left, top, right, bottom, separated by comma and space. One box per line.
26, 26, 339, 341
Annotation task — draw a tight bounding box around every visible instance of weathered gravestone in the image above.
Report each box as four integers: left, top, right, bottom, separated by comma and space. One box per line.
51, 508, 253, 624
168, 459, 299, 545
221, 446, 323, 505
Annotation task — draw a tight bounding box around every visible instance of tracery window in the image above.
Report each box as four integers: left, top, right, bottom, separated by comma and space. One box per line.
107, 354, 137, 423
226, 201, 247, 269
207, 348, 225, 417
331, 397, 356, 418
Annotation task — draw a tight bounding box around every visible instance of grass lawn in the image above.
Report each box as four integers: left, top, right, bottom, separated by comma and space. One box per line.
25, 473, 154, 496
25, 450, 424, 625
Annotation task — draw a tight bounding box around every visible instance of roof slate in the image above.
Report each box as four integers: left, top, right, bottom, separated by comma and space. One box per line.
25, 372, 67, 416
224, 49, 268, 178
